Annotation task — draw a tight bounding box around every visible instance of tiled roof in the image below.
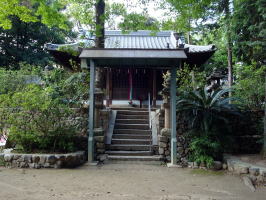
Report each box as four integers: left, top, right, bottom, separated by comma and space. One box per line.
104, 30, 177, 49
184, 44, 216, 53
46, 30, 216, 53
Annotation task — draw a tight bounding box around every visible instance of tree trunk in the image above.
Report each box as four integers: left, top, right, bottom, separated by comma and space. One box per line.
95, 0, 105, 48
225, 0, 233, 98
94, 0, 105, 129
263, 74, 266, 158
95, 0, 105, 89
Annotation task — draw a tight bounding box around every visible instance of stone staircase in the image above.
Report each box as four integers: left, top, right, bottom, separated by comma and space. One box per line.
106, 107, 162, 162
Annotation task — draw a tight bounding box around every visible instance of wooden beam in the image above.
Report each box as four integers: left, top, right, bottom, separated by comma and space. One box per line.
88, 59, 95, 163
170, 65, 177, 165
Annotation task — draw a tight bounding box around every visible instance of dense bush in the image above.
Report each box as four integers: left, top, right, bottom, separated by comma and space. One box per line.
234, 63, 266, 110
177, 87, 240, 166
0, 84, 78, 153
0, 65, 89, 153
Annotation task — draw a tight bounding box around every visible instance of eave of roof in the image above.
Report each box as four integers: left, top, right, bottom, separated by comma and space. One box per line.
79, 48, 187, 59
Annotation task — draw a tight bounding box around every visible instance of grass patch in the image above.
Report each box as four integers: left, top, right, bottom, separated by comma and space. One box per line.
190, 169, 225, 176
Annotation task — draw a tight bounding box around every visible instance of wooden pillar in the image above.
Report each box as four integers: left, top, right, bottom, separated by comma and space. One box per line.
170, 66, 177, 165
106, 68, 111, 107
88, 59, 95, 163
152, 69, 157, 107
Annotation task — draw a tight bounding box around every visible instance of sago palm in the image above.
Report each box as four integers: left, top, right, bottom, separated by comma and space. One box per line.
177, 86, 239, 137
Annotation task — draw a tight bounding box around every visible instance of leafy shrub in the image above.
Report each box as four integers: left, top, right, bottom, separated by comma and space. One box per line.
1, 84, 77, 153
234, 62, 266, 110
189, 136, 221, 168
177, 87, 240, 163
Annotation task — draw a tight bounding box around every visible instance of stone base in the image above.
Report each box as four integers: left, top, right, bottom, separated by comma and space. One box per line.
87, 161, 99, 166
167, 163, 183, 168
3, 150, 86, 169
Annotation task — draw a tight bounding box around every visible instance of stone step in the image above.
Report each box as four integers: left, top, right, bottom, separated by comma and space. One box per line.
111, 139, 151, 145
114, 124, 150, 130
116, 119, 149, 124
112, 134, 150, 140
111, 107, 156, 111
107, 144, 152, 151
116, 114, 149, 120
106, 160, 163, 165
106, 150, 153, 156
113, 129, 151, 135
107, 155, 163, 161
117, 110, 149, 116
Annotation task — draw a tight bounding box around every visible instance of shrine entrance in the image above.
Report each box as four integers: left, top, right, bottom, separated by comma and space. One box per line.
80, 48, 187, 166
107, 68, 164, 107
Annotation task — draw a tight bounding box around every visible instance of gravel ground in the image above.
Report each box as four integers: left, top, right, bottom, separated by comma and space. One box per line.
0, 162, 265, 200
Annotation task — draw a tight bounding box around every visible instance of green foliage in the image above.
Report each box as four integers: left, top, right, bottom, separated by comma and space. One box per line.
0, 155, 4, 166
119, 13, 160, 32
0, 65, 89, 153
177, 65, 206, 93
189, 136, 221, 168
178, 86, 240, 162
177, 87, 239, 134
43, 68, 89, 105
0, 17, 74, 68
58, 46, 80, 57
0, 0, 69, 30
234, 63, 266, 110
0, 63, 42, 94
165, 0, 214, 32
232, 0, 266, 65
0, 84, 77, 153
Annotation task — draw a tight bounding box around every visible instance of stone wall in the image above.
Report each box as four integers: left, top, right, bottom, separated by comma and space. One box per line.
157, 109, 190, 165
229, 110, 264, 154
70, 107, 112, 161
1, 150, 86, 169
157, 109, 264, 165
224, 154, 266, 185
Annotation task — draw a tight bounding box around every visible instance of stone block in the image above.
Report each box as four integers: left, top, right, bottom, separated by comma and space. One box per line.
4, 154, 13, 162
96, 142, 105, 149
94, 136, 104, 142
249, 168, 259, 176
56, 155, 66, 162
188, 162, 193, 168
94, 128, 104, 136
158, 148, 164, 155
222, 163, 228, 170
159, 142, 167, 148
96, 149, 105, 154
23, 155, 32, 163
165, 150, 170, 156
160, 128, 171, 136
257, 175, 265, 184
32, 155, 40, 163
54, 161, 63, 169
47, 155, 57, 165
39, 156, 46, 164
159, 136, 168, 143
259, 170, 266, 177
19, 162, 29, 168
97, 154, 108, 162
234, 165, 249, 174
13, 154, 21, 160
210, 161, 222, 170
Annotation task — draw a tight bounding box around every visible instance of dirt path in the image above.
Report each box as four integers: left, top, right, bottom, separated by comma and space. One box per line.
0, 163, 265, 200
